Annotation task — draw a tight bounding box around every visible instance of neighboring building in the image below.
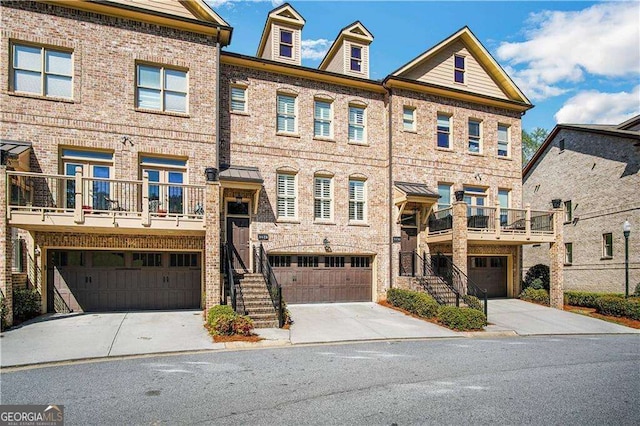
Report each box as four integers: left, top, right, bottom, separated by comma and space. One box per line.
1, 1, 561, 327
523, 116, 640, 293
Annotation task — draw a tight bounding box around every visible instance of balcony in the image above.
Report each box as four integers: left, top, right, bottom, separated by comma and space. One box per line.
427, 204, 556, 245
6, 171, 206, 235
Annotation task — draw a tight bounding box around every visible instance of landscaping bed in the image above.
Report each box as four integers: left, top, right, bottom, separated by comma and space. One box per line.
204, 305, 262, 343
563, 305, 640, 329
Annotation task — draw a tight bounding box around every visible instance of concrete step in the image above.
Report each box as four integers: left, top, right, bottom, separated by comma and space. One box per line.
253, 320, 279, 329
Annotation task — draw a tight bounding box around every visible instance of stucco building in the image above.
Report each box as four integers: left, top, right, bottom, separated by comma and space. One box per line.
523, 116, 640, 294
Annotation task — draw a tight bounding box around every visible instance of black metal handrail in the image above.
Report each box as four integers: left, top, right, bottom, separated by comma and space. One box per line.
433, 252, 488, 318
399, 250, 460, 306
253, 243, 284, 328
222, 243, 246, 315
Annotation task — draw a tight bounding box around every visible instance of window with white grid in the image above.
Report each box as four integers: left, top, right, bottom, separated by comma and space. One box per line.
348, 106, 366, 143
277, 94, 296, 133
277, 173, 296, 219
314, 176, 332, 220
230, 86, 246, 112
349, 179, 366, 222
314, 100, 332, 138
11, 43, 73, 99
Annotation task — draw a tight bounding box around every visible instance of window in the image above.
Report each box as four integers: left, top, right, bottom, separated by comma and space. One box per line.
170, 253, 198, 267
298, 256, 319, 268
602, 233, 613, 258
498, 124, 510, 157
348, 106, 366, 143
136, 64, 187, 113
349, 179, 366, 222
62, 149, 113, 210
277, 94, 296, 133
133, 252, 162, 267
468, 119, 482, 153
350, 46, 362, 72
498, 189, 510, 225
277, 173, 296, 219
403, 107, 415, 131
454, 55, 465, 83
314, 100, 332, 138
11, 43, 73, 98
269, 255, 291, 267
279, 30, 293, 58
437, 183, 452, 211
325, 256, 345, 268
230, 86, 247, 113
559, 139, 565, 153
464, 186, 487, 217
564, 200, 572, 223
92, 252, 125, 267
141, 156, 187, 214
351, 257, 370, 268
565, 243, 573, 265
314, 176, 332, 220
437, 114, 451, 148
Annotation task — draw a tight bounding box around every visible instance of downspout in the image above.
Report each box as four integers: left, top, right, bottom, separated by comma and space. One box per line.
214, 32, 221, 172
385, 83, 394, 291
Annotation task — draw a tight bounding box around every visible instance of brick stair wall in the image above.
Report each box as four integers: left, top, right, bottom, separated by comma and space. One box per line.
237, 273, 279, 328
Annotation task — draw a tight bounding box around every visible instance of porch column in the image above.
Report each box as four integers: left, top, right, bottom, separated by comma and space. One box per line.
549, 208, 564, 309
204, 180, 221, 311
452, 200, 468, 294
0, 166, 14, 327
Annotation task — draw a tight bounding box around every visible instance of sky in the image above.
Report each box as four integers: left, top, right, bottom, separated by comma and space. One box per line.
206, 0, 640, 132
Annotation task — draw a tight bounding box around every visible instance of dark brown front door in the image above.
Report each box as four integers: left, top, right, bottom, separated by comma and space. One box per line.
400, 227, 418, 275
468, 256, 508, 298
227, 217, 250, 271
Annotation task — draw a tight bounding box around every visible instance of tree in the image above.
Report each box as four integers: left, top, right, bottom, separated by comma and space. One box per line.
522, 127, 549, 166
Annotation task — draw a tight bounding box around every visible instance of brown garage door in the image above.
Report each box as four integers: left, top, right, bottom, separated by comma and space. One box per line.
48, 251, 201, 312
270, 255, 372, 304
468, 256, 507, 298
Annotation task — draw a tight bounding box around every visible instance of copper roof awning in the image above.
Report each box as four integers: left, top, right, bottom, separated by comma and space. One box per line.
219, 164, 264, 214
393, 181, 439, 225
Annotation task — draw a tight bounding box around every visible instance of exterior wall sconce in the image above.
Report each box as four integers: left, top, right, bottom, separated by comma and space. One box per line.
205, 167, 218, 182
323, 238, 332, 252
235, 194, 243, 205
551, 199, 562, 209
454, 190, 465, 202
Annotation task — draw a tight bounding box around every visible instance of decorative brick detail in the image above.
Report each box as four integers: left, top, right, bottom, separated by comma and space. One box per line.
34, 233, 204, 250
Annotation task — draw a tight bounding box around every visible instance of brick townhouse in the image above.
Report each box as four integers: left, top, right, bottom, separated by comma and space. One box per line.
1, 1, 563, 327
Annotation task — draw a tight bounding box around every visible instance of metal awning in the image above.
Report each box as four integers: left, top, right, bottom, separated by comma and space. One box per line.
393, 181, 439, 225
219, 164, 263, 214
394, 181, 439, 198
1, 140, 32, 169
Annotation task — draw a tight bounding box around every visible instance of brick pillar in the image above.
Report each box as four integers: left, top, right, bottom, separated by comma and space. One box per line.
452, 200, 468, 294
204, 181, 221, 311
549, 208, 564, 309
0, 166, 14, 326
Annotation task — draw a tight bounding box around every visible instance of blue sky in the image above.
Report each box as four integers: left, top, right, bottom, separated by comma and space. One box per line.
208, 1, 640, 132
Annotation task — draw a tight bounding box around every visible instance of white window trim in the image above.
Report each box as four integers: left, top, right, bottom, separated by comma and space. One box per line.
348, 105, 367, 144
313, 99, 333, 139
276, 173, 297, 220
437, 113, 452, 149
437, 182, 453, 211
497, 124, 511, 158
11, 42, 74, 99
349, 43, 363, 73
314, 176, 333, 222
454, 54, 466, 84
468, 119, 483, 154
403, 106, 416, 132
136, 63, 189, 114
348, 179, 367, 223
565, 243, 573, 265
602, 233, 613, 258
279, 29, 294, 59
276, 93, 298, 135
230, 84, 248, 114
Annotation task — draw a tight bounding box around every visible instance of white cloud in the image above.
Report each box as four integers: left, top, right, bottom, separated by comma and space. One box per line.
301, 39, 332, 61
497, 2, 640, 101
554, 86, 640, 124
270, 0, 284, 6
206, 0, 282, 9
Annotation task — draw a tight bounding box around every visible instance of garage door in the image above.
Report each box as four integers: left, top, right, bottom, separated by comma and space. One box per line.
270, 255, 372, 304
48, 251, 201, 312
468, 256, 507, 298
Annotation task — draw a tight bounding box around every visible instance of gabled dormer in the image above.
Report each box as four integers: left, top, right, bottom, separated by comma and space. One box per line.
319, 21, 373, 79
256, 3, 305, 65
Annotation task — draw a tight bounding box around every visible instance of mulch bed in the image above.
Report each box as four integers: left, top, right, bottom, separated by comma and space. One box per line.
564, 305, 640, 329
212, 334, 263, 343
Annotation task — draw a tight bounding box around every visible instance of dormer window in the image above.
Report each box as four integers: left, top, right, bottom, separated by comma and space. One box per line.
280, 30, 293, 58
350, 46, 362, 72
454, 55, 465, 83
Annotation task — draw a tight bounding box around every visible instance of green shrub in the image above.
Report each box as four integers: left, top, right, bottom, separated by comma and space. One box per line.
462, 295, 483, 312
207, 305, 236, 325
519, 287, 550, 305
437, 306, 486, 331
206, 305, 255, 336
634, 283, 640, 297
387, 288, 439, 318
625, 298, 640, 321
211, 313, 237, 335
528, 278, 544, 290
13, 288, 41, 322
232, 316, 254, 336
0, 295, 7, 331
523, 264, 550, 290
595, 296, 628, 317
564, 291, 623, 308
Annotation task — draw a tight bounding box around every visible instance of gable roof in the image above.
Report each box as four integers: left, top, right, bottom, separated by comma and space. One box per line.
522, 117, 640, 179
256, 2, 306, 57
388, 26, 530, 106
319, 21, 374, 70
617, 114, 640, 131
45, 0, 232, 43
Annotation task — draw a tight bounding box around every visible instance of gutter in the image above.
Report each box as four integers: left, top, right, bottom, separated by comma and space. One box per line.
385, 84, 394, 293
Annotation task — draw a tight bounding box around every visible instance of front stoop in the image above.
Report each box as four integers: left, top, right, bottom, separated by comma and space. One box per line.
238, 273, 279, 328
413, 276, 467, 307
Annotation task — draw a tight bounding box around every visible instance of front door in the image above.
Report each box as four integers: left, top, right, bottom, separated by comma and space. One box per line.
400, 226, 418, 275
227, 217, 250, 271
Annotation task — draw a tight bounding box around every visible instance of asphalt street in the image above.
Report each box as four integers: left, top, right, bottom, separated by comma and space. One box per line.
1, 335, 638, 425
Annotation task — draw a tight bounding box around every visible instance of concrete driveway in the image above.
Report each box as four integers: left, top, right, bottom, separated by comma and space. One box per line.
487, 299, 640, 335
0, 311, 221, 368
288, 302, 459, 344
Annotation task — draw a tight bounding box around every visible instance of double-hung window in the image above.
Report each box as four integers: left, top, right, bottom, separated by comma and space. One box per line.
437, 183, 452, 211
230, 86, 247, 113
277, 94, 296, 133
350, 46, 362, 72
141, 156, 187, 214
468, 119, 482, 153
437, 114, 451, 148
279, 30, 293, 58
136, 64, 187, 113
277, 173, 296, 219
565, 243, 573, 265
564, 200, 572, 223
348, 106, 366, 143
12, 43, 72, 98
454, 55, 465, 83
314, 100, 332, 138
349, 179, 366, 222
498, 124, 510, 157
403, 107, 415, 131
498, 189, 510, 225
602, 233, 613, 258
314, 176, 332, 220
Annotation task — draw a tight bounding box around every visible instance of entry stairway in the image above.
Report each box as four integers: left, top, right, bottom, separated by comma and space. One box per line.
236, 273, 279, 328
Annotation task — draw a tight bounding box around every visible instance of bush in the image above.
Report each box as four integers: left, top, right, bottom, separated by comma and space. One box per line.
210, 313, 237, 335
207, 305, 235, 325
0, 295, 7, 331
206, 305, 254, 336
232, 316, 255, 336
634, 283, 640, 297
625, 298, 640, 321
595, 296, 628, 318
462, 295, 483, 313
437, 306, 486, 331
387, 288, 439, 319
519, 287, 550, 305
523, 264, 550, 290
13, 288, 41, 322
528, 278, 544, 290
564, 291, 623, 308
